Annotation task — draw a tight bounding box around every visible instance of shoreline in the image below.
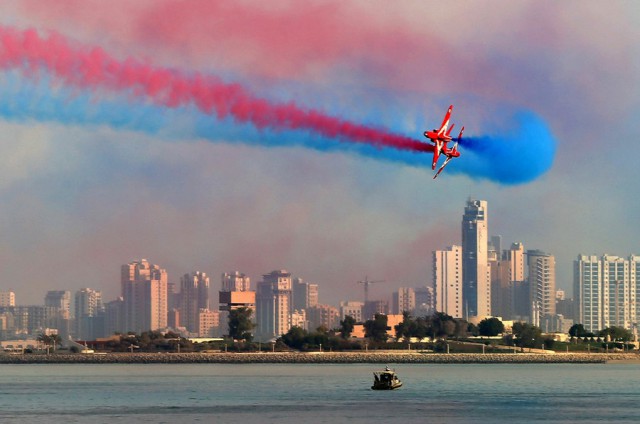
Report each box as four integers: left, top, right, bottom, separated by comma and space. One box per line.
0, 351, 637, 364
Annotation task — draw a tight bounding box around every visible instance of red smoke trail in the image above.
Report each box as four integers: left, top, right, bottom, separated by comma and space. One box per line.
0, 26, 432, 153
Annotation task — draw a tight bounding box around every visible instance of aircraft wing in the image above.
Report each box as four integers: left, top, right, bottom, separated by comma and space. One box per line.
433, 156, 453, 179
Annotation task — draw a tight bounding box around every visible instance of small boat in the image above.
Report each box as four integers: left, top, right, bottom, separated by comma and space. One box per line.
371, 366, 402, 390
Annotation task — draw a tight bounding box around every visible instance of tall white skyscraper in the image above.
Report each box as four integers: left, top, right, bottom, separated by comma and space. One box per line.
433, 245, 463, 318
292, 278, 319, 311
461, 199, 491, 318
575, 254, 637, 332
492, 242, 527, 320
307, 304, 339, 331
392, 287, 416, 315
601, 255, 633, 329
489, 254, 510, 318
45, 291, 71, 318
574, 255, 601, 332
221, 271, 251, 292
0, 291, 15, 307
633, 255, 640, 330
527, 250, 556, 326
256, 270, 292, 341
121, 259, 168, 333
74, 288, 104, 340
219, 271, 255, 312
414, 286, 434, 316
180, 271, 210, 335
509, 243, 526, 283
339, 301, 364, 322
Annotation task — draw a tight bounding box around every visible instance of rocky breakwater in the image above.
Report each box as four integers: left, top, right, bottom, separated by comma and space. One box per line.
0, 351, 637, 364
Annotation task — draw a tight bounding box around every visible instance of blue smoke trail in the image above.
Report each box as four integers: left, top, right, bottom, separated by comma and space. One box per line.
456, 110, 556, 184
192, 104, 556, 185
0, 76, 555, 185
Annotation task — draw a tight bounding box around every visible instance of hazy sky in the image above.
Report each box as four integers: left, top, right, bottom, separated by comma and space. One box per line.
0, 1, 638, 306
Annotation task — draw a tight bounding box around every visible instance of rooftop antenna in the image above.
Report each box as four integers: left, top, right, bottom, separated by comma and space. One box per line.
357, 276, 385, 304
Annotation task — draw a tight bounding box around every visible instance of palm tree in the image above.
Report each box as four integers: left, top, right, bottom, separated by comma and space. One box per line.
37, 333, 62, 353
37, 333, 52, 353
49, 334, 62, 352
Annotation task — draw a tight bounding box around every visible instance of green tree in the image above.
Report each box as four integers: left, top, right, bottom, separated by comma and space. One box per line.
394, 311, 412, 341
512, 322, 543, 348
315, 325, 329, 334
37, 333, 52, 351
478, 317, 505, 337
139, 332, 152, 347
452, 319, 469, 339
49, 334, 62, 351
281, 326, 307, 350
569, 323, 588, 338
339, 315, 356, 339
37, 333, 62, 352
364, 314, 389, 343
228, 307, 256, 342
599, 326, 633, 342
543, 337, 555, 350
443, 320, 456, 337
309, 328, 329, 349
279, 326, 333, 351
409, 316, 429, 340
429, 312, 456, 339
467, 322, 479, 337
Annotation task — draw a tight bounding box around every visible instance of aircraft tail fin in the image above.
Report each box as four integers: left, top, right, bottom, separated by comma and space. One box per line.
436, 105, 453, 136
445, 123, 455, 137
451, 127, 463, 154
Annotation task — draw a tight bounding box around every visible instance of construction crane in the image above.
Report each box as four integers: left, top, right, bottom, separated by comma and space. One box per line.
357, 276, 385, 304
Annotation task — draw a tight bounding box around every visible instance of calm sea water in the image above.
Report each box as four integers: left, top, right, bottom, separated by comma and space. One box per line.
0, 362, 638, 423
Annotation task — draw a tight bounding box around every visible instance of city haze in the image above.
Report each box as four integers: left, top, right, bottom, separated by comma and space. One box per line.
0, 1, 639, 306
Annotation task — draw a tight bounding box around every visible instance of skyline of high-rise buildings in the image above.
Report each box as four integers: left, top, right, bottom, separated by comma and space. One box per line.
431, 199, 567, 334
1, 200, 640, 342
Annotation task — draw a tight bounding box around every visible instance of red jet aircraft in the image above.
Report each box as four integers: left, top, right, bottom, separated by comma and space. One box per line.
423, 105, 463, 179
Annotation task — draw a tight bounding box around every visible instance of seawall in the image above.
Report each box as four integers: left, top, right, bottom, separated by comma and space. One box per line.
0, 352, 636, 364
